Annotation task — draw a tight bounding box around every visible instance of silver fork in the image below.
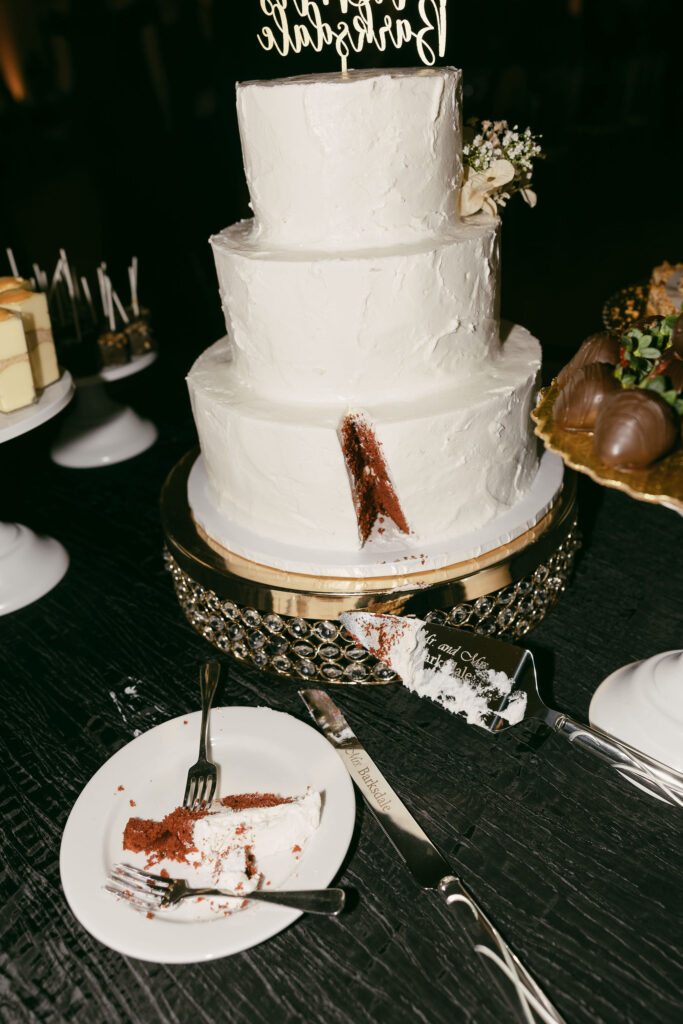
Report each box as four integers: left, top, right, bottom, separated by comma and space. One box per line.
106, 863, 346, 915
183, 661, 220, 808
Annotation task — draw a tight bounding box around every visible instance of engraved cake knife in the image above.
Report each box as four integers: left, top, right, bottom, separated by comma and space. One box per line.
341, 612, 683, 809
300, 688, 567, 1024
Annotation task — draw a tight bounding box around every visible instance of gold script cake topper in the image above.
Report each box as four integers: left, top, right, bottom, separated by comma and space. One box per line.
257, 0, 448, 72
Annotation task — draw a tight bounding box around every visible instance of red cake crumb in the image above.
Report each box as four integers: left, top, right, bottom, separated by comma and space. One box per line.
123, 805, 207, 867
339, 413, 411, 544
292, 844, 301, 854
146, 912, 154, 920
117, 785, 124, 792
245, 847, 257, 878
129, 800, 136, 807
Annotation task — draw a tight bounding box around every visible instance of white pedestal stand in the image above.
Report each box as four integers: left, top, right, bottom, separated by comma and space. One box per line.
0, 371, 74, 614
51, 350, 158, 469
590, 651, 683, 778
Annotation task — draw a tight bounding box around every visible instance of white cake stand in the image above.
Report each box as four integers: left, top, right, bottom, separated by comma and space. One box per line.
0, 371, 74, 615
51, 350, 158, 468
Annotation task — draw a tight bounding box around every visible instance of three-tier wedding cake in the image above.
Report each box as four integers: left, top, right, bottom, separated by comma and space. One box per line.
187, 68, 546, 573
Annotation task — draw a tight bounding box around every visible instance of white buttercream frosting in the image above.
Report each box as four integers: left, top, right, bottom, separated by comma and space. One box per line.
211, 214, 500, 404
188, 324, 540, 551
188, 67, 544, 560
193, 790, 321, 894
237, 67, 462, 250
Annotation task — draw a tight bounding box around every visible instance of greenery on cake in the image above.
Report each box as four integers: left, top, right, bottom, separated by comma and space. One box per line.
616, 315, 683, 414
460, 120, 543, 217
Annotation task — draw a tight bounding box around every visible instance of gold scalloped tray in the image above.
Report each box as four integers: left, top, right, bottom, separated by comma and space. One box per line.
532, 382, 683, 513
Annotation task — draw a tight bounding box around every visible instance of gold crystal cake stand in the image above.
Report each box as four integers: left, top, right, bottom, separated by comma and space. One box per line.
162, 450, 580, 683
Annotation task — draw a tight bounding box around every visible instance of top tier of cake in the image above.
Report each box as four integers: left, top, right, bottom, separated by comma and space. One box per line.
237, 67, 462, 250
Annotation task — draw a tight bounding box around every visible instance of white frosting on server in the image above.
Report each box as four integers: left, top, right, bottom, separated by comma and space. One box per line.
187, 325, 541, 551
237, 67, 462, 250
211, 214, 500, 404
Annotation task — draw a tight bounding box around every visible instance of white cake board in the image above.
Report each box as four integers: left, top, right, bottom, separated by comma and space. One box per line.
188, 450, 565, 579
51, 350, 158, 468
0, 370, 74, 614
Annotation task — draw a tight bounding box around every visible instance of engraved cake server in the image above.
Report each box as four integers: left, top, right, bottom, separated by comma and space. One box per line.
341, 612, 683, 808
300, 688, 566, 1024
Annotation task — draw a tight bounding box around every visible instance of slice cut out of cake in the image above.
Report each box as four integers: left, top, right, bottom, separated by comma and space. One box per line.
339, 411, 411, 545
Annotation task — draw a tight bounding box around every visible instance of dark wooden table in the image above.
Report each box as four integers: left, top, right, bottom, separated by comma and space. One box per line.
1, 356, 681, 1024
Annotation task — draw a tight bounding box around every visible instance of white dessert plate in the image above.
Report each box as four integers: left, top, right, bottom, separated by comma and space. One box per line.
60, 706, 355, 963
589, 650, 683, 774
188, 449, 564, 578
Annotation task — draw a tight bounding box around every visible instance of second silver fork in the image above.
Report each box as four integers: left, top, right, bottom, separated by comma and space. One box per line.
183, 661, 221, 808
106, 863, 346, 916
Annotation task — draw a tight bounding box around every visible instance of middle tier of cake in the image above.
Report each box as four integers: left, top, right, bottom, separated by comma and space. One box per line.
211, 214, 500, 405
187, 323, 541, 555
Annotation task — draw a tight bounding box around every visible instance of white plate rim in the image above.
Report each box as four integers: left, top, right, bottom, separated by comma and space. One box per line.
60, 705, 355, 963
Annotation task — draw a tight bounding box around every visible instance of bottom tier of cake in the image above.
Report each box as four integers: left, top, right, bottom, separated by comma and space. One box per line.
162, 450, 579, 682
187, 323, 541, 554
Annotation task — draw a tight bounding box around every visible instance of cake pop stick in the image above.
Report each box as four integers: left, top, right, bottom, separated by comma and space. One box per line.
96, 265, 107, 317
81, 276, 97, 324
105, 275, 116, 332
49, 256, 67, 326
112, 288, 130, 325
32, 263, 48, 291
98, 274, 129, 367
6, 248, 19, 277
128, 260, 140, 317
59, 249, 82, 342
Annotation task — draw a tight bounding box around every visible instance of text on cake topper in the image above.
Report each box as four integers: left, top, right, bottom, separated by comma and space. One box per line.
257, 0, 448, 72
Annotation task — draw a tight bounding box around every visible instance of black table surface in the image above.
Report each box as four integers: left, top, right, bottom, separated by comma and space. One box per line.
1, 359, 681, 1024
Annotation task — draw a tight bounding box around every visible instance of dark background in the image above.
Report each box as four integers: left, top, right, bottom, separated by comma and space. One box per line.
0, 0, 681, 400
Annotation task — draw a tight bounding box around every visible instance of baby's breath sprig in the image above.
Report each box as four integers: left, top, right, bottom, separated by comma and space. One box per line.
460, 119, 544, 217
